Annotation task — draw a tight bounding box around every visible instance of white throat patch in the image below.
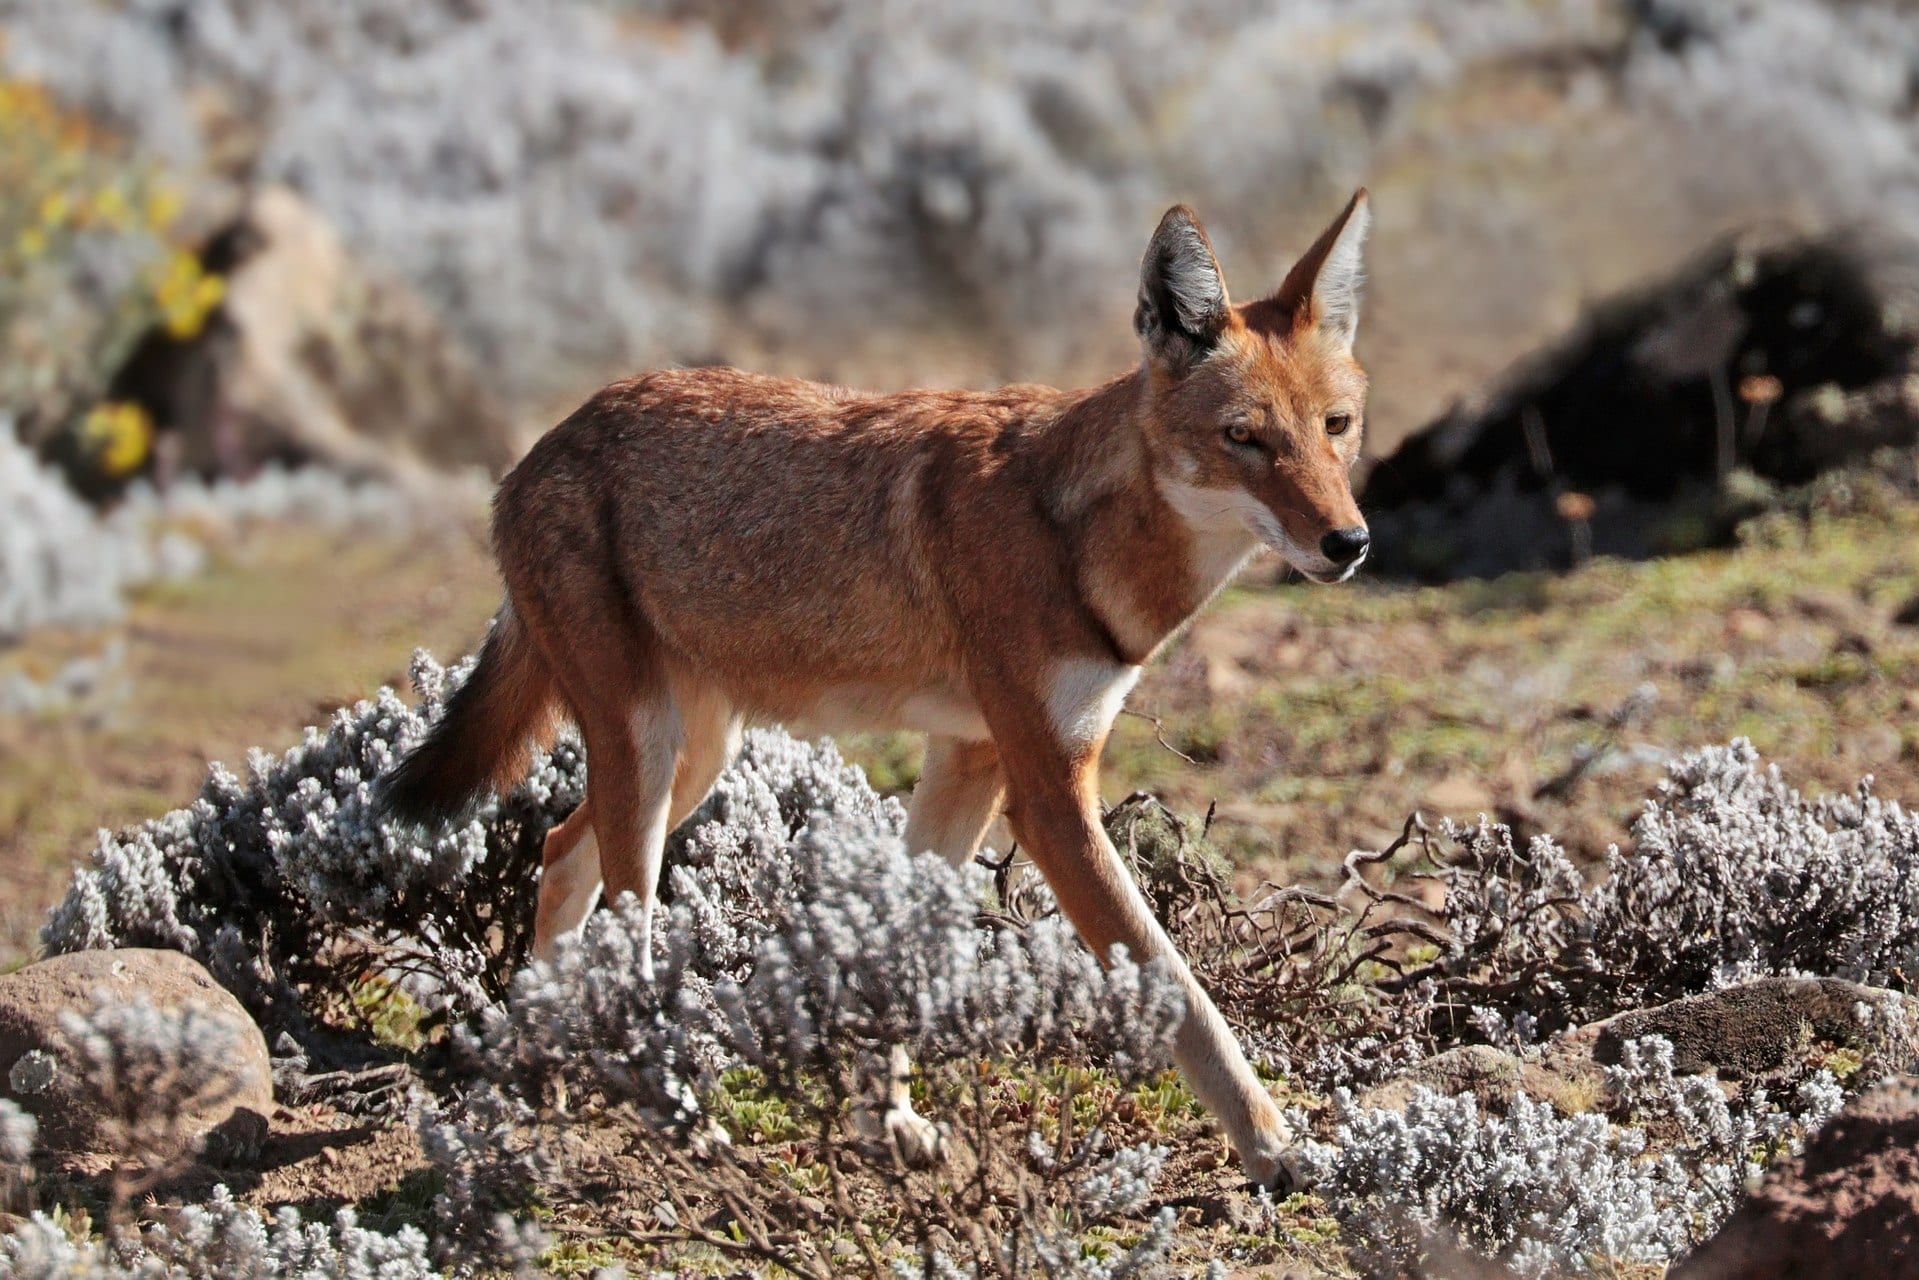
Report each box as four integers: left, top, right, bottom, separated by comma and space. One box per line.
1153, 475, 1268, 599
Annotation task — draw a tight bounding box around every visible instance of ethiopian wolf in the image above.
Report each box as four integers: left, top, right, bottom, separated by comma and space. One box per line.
381, 192, 1375, 1189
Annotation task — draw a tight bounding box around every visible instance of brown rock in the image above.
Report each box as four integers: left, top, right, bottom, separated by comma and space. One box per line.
0, 949, 273, 1163
1359, 1044, 1604, 1117
137, 185, 520, 488
1562, 977, 1919, 1082
1673, 1076, 1919, 1280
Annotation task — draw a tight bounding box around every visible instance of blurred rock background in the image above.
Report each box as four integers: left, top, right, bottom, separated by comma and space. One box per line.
11, 0, 1919, 452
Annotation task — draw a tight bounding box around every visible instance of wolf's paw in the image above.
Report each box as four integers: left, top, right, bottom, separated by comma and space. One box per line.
1247, 1144, 1314, 1196
853, 1097, 945, 1168
686, 1113, 734, 1160
882, 1101, 946, 1169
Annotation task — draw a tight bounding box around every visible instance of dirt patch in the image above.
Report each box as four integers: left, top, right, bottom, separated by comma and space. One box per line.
1674, 1075, 1919, 1280
0, 521, 499, 968
236, 1106, 431, 1217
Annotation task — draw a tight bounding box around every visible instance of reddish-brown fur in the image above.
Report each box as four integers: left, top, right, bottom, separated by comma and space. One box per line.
381, 193, 1376, 1188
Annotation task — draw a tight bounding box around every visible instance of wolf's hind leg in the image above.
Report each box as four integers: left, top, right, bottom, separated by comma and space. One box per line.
530, 674, 737, 970
667, 676, 741, 830
586, 689, 683, 984
861, 738, 1007, 1166
904, 736, 1004, 868
533, 798, 601, 961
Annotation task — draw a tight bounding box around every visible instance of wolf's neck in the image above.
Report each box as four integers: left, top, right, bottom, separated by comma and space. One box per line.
1040, 371, 1261, 662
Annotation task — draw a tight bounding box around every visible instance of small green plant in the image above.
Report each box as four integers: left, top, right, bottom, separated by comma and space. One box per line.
351, 974, 431, 1051
715, 1068, 805, 1145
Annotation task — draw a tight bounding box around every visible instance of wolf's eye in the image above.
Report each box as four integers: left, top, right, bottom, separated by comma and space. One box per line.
1325, 413, 1354, 437
1224, 422, 1255, 446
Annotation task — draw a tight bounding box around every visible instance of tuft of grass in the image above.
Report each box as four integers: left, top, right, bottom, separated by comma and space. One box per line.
541, 1236, 628, 1276
354, 1167, 446, 1237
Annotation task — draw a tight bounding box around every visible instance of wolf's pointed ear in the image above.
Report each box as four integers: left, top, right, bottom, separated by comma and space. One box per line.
1273, 189, 1370, 351
1135, 205, 1230, 369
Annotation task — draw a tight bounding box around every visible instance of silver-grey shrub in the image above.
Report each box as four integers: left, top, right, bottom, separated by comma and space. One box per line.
471, 729, 1185, 1124
428, 729, 1185, 1273
42, 650, 582, 1054
1390, 740, 1919, 1048
12, 0, 1919, 410
1588, 740, 1919, 996
59, 994, 254, 1182
0, 1186, 443, 1280
1305, 1086, 1689, 1278
1302, 1036, 1846, 1278
0, 1101, 31, 1217
0, 1102, 30, 1170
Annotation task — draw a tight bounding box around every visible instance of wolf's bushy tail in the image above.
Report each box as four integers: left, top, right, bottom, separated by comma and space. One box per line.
380, 605, 560, 826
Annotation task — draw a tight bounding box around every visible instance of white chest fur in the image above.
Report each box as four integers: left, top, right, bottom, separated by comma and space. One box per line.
1046, 658, 1141, 748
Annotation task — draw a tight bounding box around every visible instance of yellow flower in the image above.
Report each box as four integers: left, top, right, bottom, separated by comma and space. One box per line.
145, 185, 182, 231
16, 225, 46, 260
38, 190, 70, 227
81, 401, 155, 477
91, 184, 130, 228
152, 252, 226, 339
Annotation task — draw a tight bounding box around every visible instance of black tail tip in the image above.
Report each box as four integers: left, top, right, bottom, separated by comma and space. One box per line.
376, 744, 472, 830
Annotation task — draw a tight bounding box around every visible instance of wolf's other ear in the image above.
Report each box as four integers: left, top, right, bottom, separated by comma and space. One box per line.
1135, 205, 1231, 369
1273, 189, 1370, 351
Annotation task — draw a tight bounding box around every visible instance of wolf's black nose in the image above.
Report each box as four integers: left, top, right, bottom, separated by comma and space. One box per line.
1320, 526, 1371, 566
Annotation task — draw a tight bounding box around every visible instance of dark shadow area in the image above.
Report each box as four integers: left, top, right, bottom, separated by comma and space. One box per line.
1362, 230, 1919, 581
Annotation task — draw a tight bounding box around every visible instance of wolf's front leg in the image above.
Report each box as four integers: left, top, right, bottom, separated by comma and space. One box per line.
984, 679, 1303, 1191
